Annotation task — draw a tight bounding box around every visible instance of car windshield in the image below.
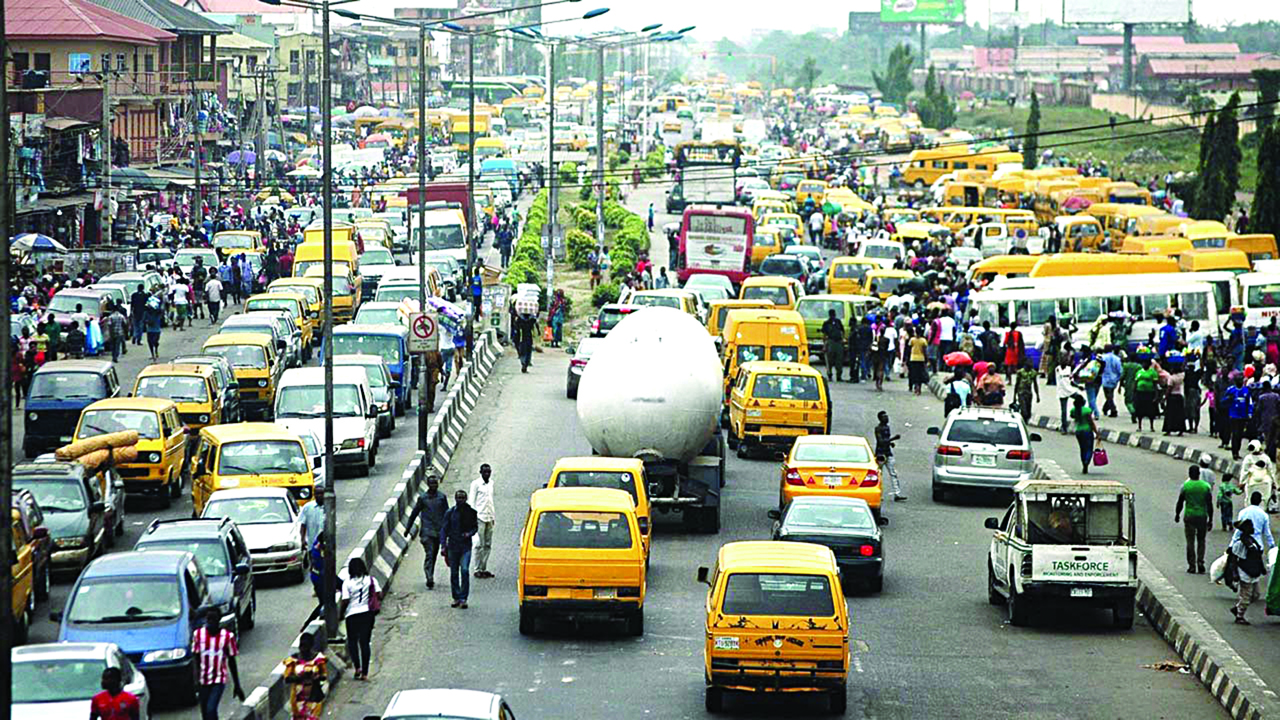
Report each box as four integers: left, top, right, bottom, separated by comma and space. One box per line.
138, 250, 171, 263
798, 300, 846, 320
49, 295, 100, 314
752, 374, 821, 400
355, 308, 400, 325
742, 286, 790, 305
78, 409, 160, 440
359, 249, 394, 267
277, 384, 362, 418
786, 502, 876, 531
206, 344, 267, 369
755, 233, 777, 247
218, 440, 309, 475
204, 496, 293, 525
136, 375, 208, 403
420, 224, 465, 251
332, 334, 401, 363
247, 298, 299, 315
225, 322, 276, 340
945, 418, 1024, 446
28, 372, 107, 400
67, 577, 182, 623
213, 233, 256, 249
721, 573, 835, 616
863, 244, 901, 259
343, 363, 388, 388
270, 285, 319, 304
533, 511, 632, 549
834, 263, 871, 280
13, 658, 107, 703
137, 539, 228, 576
555, 471, 638, 504
632, 295, 682, 310
376, 286, 419, 304
793, 443, 871, 463
14, 478, 85, 513
597, 309, 633, 332
868, 275, 905, 293
759, 259, 803, 276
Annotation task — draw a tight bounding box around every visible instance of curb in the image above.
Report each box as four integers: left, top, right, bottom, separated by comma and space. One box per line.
231, 330, 505, 720
926, 375, 1272, 720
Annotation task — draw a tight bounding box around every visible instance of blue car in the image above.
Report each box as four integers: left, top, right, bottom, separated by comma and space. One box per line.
23, 360, 121, 458
323, 323, 411, 414
53, 550, 211, 705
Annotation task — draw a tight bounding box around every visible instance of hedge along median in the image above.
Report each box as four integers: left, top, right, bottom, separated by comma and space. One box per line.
231, 331, 505, 720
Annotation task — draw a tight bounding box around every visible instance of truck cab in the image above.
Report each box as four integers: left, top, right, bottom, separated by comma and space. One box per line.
984, 479, 1137, 629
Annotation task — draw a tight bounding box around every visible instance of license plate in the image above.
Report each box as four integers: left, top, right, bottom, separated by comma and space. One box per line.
1070, 587, 1093, 598
823, 477, 843, 487
972, 454, 996, 467
593, 588, 617, 599
60, 436, 72, 442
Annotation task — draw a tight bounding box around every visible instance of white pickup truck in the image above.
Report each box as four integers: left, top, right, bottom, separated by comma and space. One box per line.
984, 479, 1138, 629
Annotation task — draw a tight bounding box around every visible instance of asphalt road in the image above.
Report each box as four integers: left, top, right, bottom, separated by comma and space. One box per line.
317, 181, 1228, 719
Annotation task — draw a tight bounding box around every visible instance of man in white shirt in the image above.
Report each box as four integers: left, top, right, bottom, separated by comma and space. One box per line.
170, 276, 191, 330
468, 464, 496, 579
205, 274, 225, 323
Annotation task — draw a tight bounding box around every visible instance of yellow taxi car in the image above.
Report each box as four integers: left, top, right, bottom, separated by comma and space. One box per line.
518, 487, 646, 636
11, 507, 35, 643
267, 277, 325, 341
759, 212, 804, 239
778, 434, 881, 514
739, 276, 803, 310
547, 457, 651, 560
727, 361, 829, 458
862, 268, 914, 299
750, 227, 785, 269
74, 397, 188, 505
190, 423, 316, 516
303, 265, 360, 324
826, 257, 880, 295
202, 333, 283, 421
132, 363, 223, 431
244, 292, 313, 354
706, 300, 773, 340
212, 229, 264, 259
698, 541, 849, 713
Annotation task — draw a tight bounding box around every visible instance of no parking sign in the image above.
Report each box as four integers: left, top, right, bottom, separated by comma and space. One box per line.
409, 311, 440, 352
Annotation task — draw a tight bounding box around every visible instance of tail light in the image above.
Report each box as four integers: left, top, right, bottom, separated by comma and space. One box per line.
357, 438, 366, 448
936, 445, 963, 456
859, 544, 875, 557
591, 318, 600, 332
570, 358, 587, 369
1006, 449, 1031, 460
638, 517, 650, 535
784, 468, 805, 486
859, 470, 880, 487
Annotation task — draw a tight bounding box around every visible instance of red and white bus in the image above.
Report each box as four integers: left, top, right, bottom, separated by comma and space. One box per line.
677, 206, 755, 286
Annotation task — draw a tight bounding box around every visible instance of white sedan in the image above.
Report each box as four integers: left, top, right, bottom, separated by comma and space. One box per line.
13, 642, 150, 719
365, 689, 516, 720
201, 487, 306, 583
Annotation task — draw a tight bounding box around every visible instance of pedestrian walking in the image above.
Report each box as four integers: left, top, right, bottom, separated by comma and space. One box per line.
130, 284, 147, 345
1070, 394, 1099, 474
906, 326, 928, 394
647, 202, 654, 231
1230, 517, 1266, 624
1002, 321, 1024, 375
821, 309, 845, 382
1013, 357, 1040, 423
1132, 358, 1160, 432
1223, 373, 1253, 459
470, 464, 495, 578
90, 666, 141, 720
513, 313, 535, 372
205, 274, 224, 323
874, 411, 905, 501
105, 302, 128, 363
283, 632, 327, 720
1175, 464, 1213, 573
143, 292, 164, 361
406, 474, 449, 589
299, 485, 325, 564
440, 489, 478, 608
192, 608, 245, 720
170, 275, 191, 330
339, 557, 381, 680
1217, 472, 1243, 530
1100, 344, 1122, 417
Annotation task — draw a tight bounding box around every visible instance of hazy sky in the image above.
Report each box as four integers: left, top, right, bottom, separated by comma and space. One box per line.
358, 0, 1280, 43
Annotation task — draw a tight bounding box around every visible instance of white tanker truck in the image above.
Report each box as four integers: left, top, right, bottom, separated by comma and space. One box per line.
576, 308, 726, 533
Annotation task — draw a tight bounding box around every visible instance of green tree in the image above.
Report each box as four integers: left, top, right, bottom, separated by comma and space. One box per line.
1252, 69, 1280, 131
796, 56, 821, 89
1252, 123, 1280, 238
1194, 93, 1243, 221
917, 65, 955, 131
873, 43, 915, 105
1024, 92, 1041, 170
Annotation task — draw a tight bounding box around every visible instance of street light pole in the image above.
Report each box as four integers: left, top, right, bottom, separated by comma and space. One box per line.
546, 40, 556, 287
467, 34, 478, 324
594, 43, 605, 256
320, 0, 337, 639
417, 22, 430, 447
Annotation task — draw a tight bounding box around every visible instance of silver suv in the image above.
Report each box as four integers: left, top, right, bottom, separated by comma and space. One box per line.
927, 407, 1041, 502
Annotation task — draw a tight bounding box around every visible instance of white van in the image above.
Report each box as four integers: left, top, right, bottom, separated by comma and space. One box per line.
272, 366, 379, 476
415, 209, 468, 267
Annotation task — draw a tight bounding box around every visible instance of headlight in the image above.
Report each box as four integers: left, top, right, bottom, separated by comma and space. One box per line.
297, 487, 312, 500
54, 537, 85, 549
379, 403, 389, 412
269, 541, 300, 553
258, 380, 268, 388
142, 648, 188, 663
27, 412, 36, 422
148, 452, 162, 463
199, 414, 209, 423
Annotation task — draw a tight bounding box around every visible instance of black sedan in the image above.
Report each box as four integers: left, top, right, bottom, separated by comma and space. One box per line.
769, 496, 887, 594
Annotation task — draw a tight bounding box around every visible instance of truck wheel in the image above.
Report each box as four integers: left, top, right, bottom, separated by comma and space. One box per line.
829, 684, 848, 714
169, 470, 183, 498
1007, 576, 1031, 626
159, 481, 173, 509
1113, 600, 1135, 630
736, 439, 749, 460
705, 687, 724, 713
241, 590, 257, 631
626, 607, 644, 636
727, 431, 738, 451
987, 562, 1004, 606
519, 605, 535, 636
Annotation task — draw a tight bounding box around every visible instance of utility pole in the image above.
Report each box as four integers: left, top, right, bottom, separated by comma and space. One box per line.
0, 0, 15, 709
466, 34, 477, 323
102, 72, 113, 246
594, 43, 605, 255
192, 84, 203, 220
417, 21, 429, 449
545, 40, 556, 287
321, 0, 338, 639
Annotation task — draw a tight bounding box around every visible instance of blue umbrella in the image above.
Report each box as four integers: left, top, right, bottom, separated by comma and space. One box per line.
226, 150, 256, 165
11, 233, 66, 252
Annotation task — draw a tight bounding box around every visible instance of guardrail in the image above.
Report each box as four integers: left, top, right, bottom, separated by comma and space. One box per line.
232, 330, 505, 720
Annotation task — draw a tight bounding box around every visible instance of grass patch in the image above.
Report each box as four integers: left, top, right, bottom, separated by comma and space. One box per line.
956, 104, 1258, 192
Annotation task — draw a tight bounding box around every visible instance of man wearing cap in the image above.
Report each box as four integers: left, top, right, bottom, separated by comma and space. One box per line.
406, 475, 449, 589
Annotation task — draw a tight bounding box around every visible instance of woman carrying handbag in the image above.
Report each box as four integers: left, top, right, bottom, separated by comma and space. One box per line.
339, 557, 382, 681
1070, 394, 1102, 474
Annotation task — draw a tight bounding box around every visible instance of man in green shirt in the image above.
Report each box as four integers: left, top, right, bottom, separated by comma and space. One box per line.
1175, 464, 1214, 574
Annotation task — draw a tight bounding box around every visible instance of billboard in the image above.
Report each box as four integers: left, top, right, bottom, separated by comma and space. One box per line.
1061, 0, 1189, 24
879, 0, 966, 23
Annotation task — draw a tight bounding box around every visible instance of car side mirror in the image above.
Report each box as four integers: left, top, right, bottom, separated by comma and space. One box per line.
984, 517, 1000, 530
50, 611, 63, 623
565, 347, 574, 356
766, 509, 781, 521
33, 526, 49, 539
389, 380, 401, 390
696, 566, 710, 586
877, 516, 890, 527
277, 340, 287, 351
312, 456, 322, 470
90, 501, 106, 514
367, 406, 379, 419
926, 426, 941, 436
234, 562, 252, 576
1029, 433, 1042, 442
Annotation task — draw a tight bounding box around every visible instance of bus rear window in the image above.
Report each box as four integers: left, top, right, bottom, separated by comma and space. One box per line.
722, 573, 834, 616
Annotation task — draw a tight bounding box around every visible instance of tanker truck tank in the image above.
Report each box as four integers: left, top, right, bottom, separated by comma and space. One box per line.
576, 307, 726, 532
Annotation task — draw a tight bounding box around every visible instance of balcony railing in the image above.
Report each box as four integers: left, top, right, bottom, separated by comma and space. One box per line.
9, 69, 203, 97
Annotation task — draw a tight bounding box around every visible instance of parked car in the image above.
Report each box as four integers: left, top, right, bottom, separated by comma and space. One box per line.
12, 642, 151, 719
